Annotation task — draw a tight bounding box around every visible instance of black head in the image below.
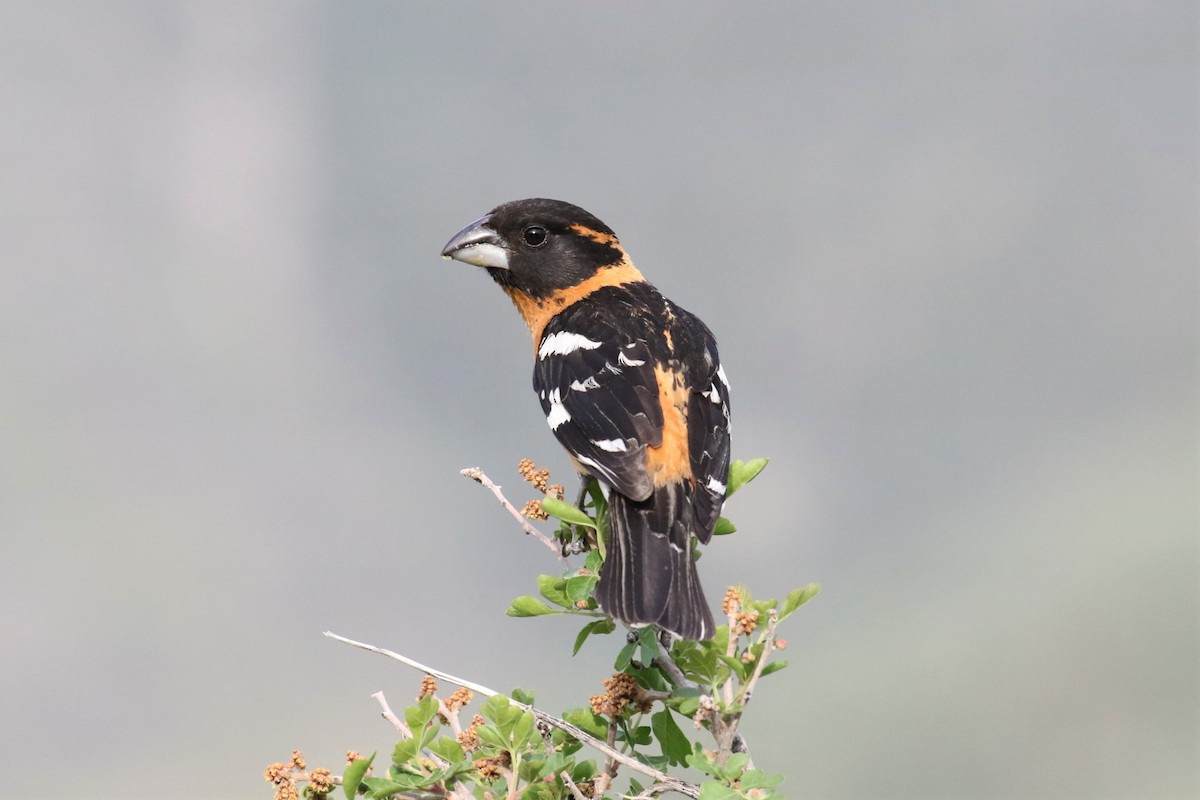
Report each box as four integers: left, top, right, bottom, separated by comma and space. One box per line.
441, 198, 627, 298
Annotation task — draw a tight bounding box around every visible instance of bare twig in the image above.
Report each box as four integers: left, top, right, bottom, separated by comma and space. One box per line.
722, 605, 738, 708
628, 783, 686, 799
371, 690, 411, 735
292, 771, 343, 786
560, 771, 589, 800
461, 466, 564, 559
324, 631, 698, 798
736, 609, 779, 710
603, 717, 619, 778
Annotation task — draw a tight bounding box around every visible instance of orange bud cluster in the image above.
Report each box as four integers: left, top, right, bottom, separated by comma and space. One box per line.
445, 686, 474, 711
522, 499, 549, 521
722, 586, 741, 616
518, 459, 551, 491
264, 760, 299, 800
308, 768, 334, 794
735, 609, 760, 636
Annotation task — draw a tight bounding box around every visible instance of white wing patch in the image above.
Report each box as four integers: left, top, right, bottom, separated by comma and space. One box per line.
545, 388, 571, 429
716, 363, 730, 389
617, 349, 646, 367
574, 453, 619, 486
539, 331, 603, 359
591, 438, 628, 453
706, 476, 727, 495
569, 376, 601, 392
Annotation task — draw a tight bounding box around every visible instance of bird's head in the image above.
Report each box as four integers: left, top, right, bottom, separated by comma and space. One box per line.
441, 198, 630, 298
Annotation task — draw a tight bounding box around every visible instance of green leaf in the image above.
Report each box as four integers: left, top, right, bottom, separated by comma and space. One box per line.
511, 686, 535, 705
651, 709, 691, 766
481, 694, 524, 740
722, 753, 751, 780
712, 517, 737, 535
698, 780, 739, 800
507, 596, 560, 617
362, 776, 414, 798
391, 737, 419, 766
570, 759, 598, 782
687, 742, 719, 776
343, 752, 375, 800
717, 653, 749, 682
637, 626, 659, 665
584, 549, 603, 574
406, 693, 439, 733
475, 724, 508, 750
614, 640, 636, 671
523, 783, 555, 800
427, 735, 464, 764
780, 583, 821, 619
740, 769, 785, 790
537, 574, 572, 608
573, 617, 616, 655
759, 660, 789, 677
667, 686, 702, 716
726, 458, 769, 497
513, 708, 540, 748
565, 574, 598, 603
625, 724, 652, 746
563, 707, 609, 739
540, 496, 597, 528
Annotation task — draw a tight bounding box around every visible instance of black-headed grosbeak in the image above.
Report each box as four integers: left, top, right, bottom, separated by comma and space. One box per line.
441, 198, 731, 640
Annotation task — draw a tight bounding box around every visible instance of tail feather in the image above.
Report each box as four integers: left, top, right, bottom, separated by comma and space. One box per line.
595, 484, 715, 640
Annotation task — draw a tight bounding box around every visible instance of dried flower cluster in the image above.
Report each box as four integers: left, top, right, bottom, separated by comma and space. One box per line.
589, 672, 646, 717
473, 750, 512, 780
458, 713, 486, 751
263, 750, 335, 800
693, 693, 718, 729
418, 674, 438, 700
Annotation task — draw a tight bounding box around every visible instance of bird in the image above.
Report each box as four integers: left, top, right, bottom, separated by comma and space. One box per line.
441, 198, 731, 640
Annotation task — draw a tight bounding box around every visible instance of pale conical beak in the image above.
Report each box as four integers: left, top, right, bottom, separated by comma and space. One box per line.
440, 214, 510, 269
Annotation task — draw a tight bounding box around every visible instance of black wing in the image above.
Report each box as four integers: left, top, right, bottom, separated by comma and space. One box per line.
682, 315, 732, 543
533, 301, 666, 501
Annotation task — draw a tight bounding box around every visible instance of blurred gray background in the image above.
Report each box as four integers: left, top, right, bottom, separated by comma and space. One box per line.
1, 2, 1194, 798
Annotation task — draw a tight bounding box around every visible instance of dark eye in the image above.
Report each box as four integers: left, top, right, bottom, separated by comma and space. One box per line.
522, 225, 548, 247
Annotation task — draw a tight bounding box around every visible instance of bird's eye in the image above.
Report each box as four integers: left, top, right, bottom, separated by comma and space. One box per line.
522, 225, 548, 247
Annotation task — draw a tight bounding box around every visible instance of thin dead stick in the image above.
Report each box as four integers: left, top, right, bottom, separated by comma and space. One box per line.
461, 467, 564, 559
371, 690, 411, 735
560, 771, 589, 800
324, 631, 698, 798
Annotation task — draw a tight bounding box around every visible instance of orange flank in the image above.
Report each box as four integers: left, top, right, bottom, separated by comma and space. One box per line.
645, 364, 693, 487
502, 257, 645, 350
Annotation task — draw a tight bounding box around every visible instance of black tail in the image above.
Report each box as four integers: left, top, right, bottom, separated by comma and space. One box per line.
595, 483, 715, 640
